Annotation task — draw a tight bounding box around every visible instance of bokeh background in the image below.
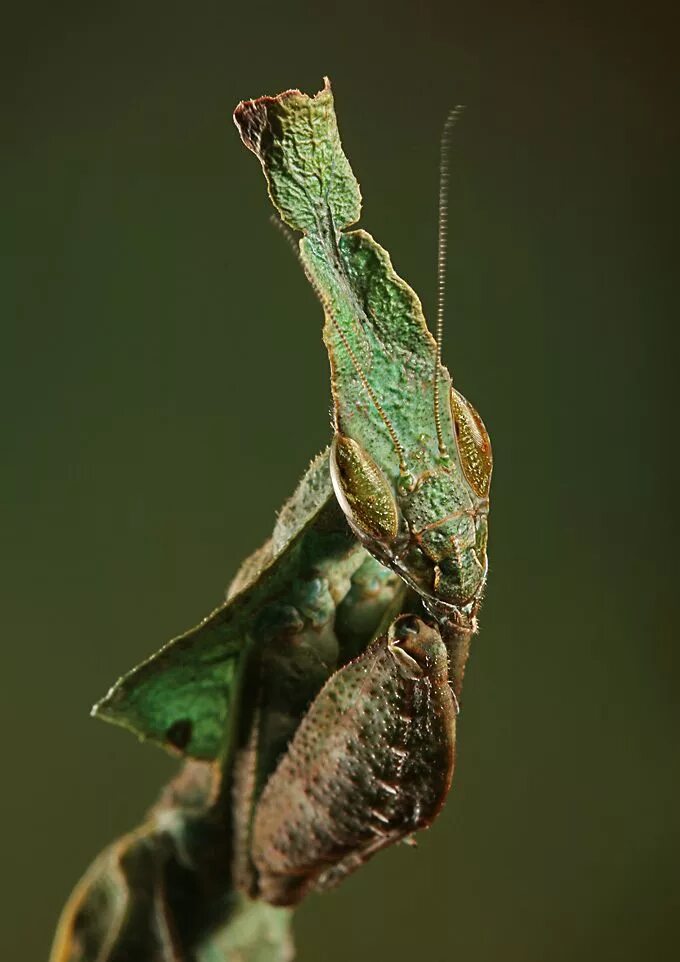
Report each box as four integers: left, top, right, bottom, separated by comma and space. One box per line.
2, 2, 676, 959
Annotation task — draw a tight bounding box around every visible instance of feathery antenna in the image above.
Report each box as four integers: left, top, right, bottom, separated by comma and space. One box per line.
433, 105, 465, 458
270, 213, 302, 256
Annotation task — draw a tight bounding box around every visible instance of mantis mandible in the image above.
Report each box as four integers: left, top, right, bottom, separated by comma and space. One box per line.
50, 78, 492, 962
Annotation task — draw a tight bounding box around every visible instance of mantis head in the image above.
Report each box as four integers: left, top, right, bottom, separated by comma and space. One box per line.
233, 83, 490, 625
329, 375, 491, 626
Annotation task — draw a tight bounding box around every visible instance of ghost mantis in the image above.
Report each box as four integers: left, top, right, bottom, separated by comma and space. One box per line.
50, 79, 492, 962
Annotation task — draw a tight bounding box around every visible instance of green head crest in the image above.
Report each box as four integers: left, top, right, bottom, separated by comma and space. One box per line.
234, 81, 492, 622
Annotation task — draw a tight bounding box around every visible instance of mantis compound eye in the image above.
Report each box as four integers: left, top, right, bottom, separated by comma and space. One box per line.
330, 434, 399, 542
450, 389, 493, 499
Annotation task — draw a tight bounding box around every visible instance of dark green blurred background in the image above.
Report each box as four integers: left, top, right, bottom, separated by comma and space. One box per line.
2, 1, 676, 959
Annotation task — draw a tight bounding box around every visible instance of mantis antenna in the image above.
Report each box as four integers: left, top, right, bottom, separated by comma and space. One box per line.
271, 216, 410, 475
433, 105, 465, 459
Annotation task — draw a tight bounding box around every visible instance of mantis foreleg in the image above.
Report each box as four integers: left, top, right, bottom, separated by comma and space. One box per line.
249, 614, 456, 906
